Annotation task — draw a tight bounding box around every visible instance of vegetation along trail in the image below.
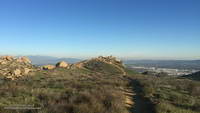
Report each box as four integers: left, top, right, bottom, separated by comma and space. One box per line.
123, 75, 156, 113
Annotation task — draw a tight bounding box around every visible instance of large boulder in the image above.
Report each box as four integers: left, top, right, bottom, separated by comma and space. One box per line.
42, 65, 55, 70
56, 61, 69, 68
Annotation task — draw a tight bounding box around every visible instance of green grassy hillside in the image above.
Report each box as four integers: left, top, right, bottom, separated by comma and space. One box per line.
0, 67, 129, 113
83, 59, 124, 74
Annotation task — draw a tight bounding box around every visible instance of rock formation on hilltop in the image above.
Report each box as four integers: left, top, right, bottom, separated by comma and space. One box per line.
96, 56, 123, 65
74, 56, 123, 67
0, 56, 35, 80
73, 56, 126, 75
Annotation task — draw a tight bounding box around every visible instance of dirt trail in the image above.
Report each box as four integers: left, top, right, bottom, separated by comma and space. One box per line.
123, 77, 156, 113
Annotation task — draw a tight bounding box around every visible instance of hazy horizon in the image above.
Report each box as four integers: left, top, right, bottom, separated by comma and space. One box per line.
0, 0, 200, 59
0, 54, 199, 61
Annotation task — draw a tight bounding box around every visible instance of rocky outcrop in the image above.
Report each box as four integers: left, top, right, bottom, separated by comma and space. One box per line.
96, 56, 123, 65
56, 61, 69, 68
0, 56, 35, 80
73, 56, 126, 75
74, 56, 123, 68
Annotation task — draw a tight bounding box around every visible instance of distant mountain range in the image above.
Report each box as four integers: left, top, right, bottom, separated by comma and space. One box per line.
124, 60, 200, 70
27, 56, 82, 65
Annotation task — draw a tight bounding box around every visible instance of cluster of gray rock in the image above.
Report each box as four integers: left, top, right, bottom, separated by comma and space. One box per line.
0, 56, 34, 80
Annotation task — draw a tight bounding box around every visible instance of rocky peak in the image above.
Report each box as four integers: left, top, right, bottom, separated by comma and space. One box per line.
73, 56, 123, 68
72, 56, 126, 75
96, 56, 122, 65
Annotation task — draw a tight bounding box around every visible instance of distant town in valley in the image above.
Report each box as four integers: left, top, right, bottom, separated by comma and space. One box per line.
125, 60, 200, 76
128, 66, 199, 76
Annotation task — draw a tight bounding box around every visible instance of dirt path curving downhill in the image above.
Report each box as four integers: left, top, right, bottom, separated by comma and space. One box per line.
123, 77, 156, 113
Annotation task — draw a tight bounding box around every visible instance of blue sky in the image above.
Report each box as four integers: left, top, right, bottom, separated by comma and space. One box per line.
0, 0, 200, 59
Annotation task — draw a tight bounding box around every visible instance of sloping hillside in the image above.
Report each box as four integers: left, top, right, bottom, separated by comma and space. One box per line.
0, 56, 130, 113
74, 56, 126, 75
